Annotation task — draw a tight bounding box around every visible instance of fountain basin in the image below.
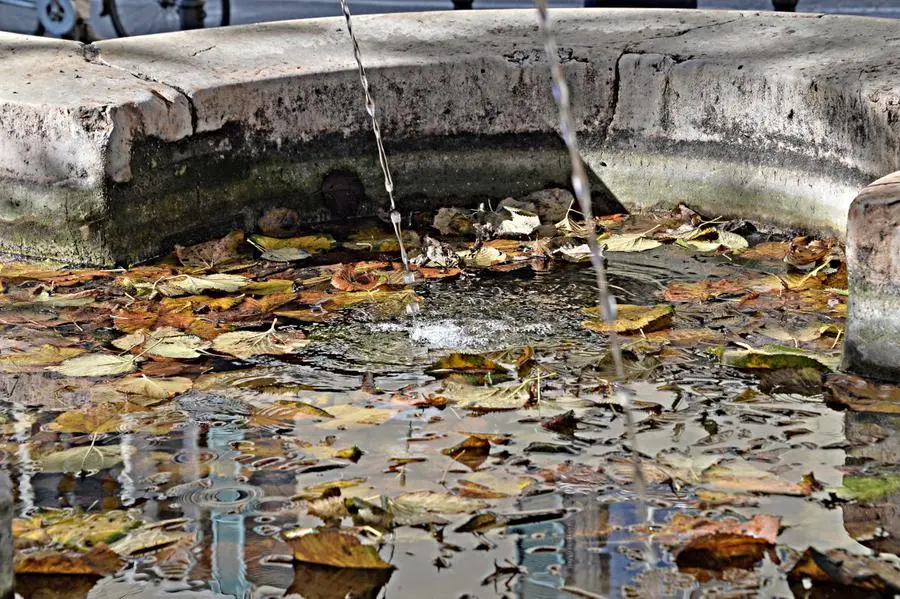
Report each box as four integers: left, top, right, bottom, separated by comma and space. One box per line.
0, 9, 898, 377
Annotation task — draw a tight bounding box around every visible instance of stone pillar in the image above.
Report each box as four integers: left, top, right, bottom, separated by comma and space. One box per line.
842, 172, 900, 381
0, 472, 12, 599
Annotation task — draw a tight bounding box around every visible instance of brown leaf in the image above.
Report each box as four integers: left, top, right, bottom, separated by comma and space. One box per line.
286, 562, 393, 599
175, 230, 247, 272
442, 436, 491, 470
0, 262, 113, 287
47, 403, 124, 434
286, 529, 393, 570
826, 373, 900, 413
788, 547, 900, 593
426, 353, 509, 377
15, 544, 123, 576
737, 241, 789, 261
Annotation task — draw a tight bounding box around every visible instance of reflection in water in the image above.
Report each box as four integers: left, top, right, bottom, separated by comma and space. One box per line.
2, 256, 884, 598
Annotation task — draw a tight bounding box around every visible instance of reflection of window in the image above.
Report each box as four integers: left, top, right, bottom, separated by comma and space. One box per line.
510, 494, 612, 598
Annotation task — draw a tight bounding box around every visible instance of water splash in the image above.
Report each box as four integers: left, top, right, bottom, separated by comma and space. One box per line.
532, 0, 650, 538
338, 0, 412, 277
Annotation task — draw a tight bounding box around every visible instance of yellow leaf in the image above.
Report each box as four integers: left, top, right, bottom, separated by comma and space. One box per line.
211, 326, 308, 360
47, 404, 123, 434
582, 304, 674, 334
0, 345, 84, 372
286, 529, 393, 570
241, 279, 295, 296
249, 234, 336, 253
115, 375, 192, 400
53, 354, 137, 377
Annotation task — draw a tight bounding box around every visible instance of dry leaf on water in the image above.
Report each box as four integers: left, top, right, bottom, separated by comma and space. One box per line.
426, 353, 509, 377
825, 373, 900, 414
115, 375, 193, 400
788, 547, 900, 593
442, 436, 491, 470
47, 403, 123, 434
52, 354, 138, 377
600, 232, 662, 253
444, 380, 531, 411
175, 230, 246, 271
156, 273, 249, 297
721, 344, 839, 372
249, 233, 336, 253
260, 247, 311, 262
582, 303, 674, 334
109, 525, 194, 557
13, 509, 139, 551
40, 445, 123, 474
0, 344, 85, 372
211, 323, 309, 359
15, 544, 123, 576
286, 529, 393, 570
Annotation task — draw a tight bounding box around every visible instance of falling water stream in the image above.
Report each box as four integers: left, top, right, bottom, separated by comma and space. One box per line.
532, 0, 654, 570
338, 0, 412, 277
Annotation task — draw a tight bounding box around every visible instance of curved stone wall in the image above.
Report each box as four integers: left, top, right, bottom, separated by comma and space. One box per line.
1, 9, 899, 263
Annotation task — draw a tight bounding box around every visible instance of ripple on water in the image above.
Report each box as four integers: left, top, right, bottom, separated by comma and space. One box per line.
175, 480, 263, 513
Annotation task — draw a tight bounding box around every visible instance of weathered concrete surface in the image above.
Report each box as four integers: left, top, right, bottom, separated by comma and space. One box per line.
843, 171, 900, 381
1, 10, 900, 264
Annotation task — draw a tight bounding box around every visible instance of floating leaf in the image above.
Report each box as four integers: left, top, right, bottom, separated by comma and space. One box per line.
157, 274, 250, 297
391, 491, 488, 515
442, 436, 491, 470
211, 325, 308, 360
444, 381, 531, 411
674, 515, 778, 574
53, 354, 137, 377
788, 548, 900, 593
738, 241, 789, 261
175, 230, 246, 271
721, 344, 839, 372
0, 344, 84, 372
496, 206, 541, 237
701, 460, 819, 497
47, 404, 123, 434
110, 525, 193, 556
260, 247, 311, 262
15, 544, 122, 576
146, 330, 209, 359
115, 375, 192, 400
457, 246, 507, 268
249, 399, 333, 429
582, 304, 674, 334
554, 243, 592, 262
13, 509, 139, 551
286, 529, 393, 570
40, 445, 123, 473
825, 373, 900, 413
600, 232, 662, 253
426, 353, 509, 377
241, 279, 295, 296
249, 233, 336, 253
456, 472, 537, 498
317, 405, 396, 428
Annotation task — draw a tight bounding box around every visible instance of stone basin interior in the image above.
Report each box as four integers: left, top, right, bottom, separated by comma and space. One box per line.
0, 7, 899, 599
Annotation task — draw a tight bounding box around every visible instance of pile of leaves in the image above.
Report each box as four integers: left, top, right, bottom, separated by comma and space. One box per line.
2, 189, 899, 598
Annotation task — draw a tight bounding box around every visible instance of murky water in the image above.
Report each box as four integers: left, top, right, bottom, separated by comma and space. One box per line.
2, 228, 882, 598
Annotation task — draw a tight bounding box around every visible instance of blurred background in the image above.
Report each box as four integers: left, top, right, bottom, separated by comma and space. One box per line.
1, 0, 896, 40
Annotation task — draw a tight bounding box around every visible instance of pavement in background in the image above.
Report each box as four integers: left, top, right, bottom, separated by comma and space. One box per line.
0, 0, 896, 42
